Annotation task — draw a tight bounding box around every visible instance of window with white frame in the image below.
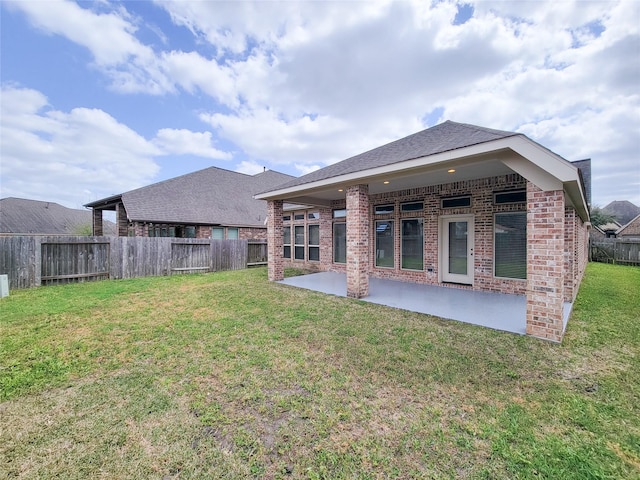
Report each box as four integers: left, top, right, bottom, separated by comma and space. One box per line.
283, 226, 291, 258
401, 218, 423, 270
227, 228, 239, 239
333, 222, 346, 263
494, 212, 526, 279
308, 224, 320, 261
294, 225, 305, 260
375, 220, 394, 268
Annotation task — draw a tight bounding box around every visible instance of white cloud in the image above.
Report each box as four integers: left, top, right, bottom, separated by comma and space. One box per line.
4, 0, 639, 206
0, 85, 161, 208
235, 160, 264, 175
153, 128, 231, 160
6, 0, 171, 94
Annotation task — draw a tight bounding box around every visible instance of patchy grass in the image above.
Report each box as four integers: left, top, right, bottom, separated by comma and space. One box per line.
1, 263, 638, 479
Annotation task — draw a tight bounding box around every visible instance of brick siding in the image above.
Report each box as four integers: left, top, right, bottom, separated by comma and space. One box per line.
268, 173, 585, 342
525, 184, 565, 342
346, 185, 370, 298
267, 200, 284, 281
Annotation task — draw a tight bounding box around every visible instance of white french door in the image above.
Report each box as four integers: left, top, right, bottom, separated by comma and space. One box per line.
440, 215, 474, 285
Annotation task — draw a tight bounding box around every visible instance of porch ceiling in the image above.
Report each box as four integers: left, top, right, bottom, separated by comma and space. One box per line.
283, 152, 517, 207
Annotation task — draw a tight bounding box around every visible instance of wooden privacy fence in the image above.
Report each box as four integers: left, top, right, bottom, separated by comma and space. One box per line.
0, 236, 268, 289
591, 239, 640, 266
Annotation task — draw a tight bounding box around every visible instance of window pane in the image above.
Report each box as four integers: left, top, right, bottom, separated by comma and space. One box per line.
308, 212, 320, 220
333, 209, 346, 219
333, 223, 346, 263
495, 190, 526, 204
401, 219, 423, 270
376, 220, 394, 268
283, 226, 291, 258
375, 204, 394, 215
168, 227, 176, 237
185, 226, 196, 238
442, 196, 471, 209
212, 227, 224, 240
448, 221, 468, 275
294, 225, 304, 245
228, 228, 239, 239
308, 247, 320, 261
495, 213, 526, 279
294, 246, 305, 260
401, 202, 423, 212
283, 215, 291, 221
308, 224, 319, 246
294, 213, 305, 220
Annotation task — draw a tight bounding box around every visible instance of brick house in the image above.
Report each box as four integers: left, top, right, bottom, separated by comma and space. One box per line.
616, 214, 640, 240
256, 121, 591, 342
86, 167, 293, 240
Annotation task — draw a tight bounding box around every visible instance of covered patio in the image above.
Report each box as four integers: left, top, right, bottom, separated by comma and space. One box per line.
279, 272, 572, 336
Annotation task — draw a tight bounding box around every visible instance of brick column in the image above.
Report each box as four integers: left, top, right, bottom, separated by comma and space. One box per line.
116, 202, 128, 237
346, 184, 369, 298
267, 200, 284, 281
92, 209, 103, 236
526, 183, 565, 342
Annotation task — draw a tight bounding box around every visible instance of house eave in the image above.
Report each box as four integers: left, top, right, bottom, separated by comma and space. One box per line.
255, 138, 522, 201
255, 135, 589, 220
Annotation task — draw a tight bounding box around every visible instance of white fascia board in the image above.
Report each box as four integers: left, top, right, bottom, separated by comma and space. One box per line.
500, 156, 563, 191
505, 136, 578, 181
255, 137, 524, 200
500, 136, 589, 221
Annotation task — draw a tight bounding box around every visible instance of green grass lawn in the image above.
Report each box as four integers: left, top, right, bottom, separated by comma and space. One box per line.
1, 263, 638, 479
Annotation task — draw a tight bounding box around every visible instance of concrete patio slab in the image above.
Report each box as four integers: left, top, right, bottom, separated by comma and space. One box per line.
280, 272, 533, 334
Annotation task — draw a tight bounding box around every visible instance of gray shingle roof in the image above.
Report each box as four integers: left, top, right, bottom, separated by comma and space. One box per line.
88, 167, 294, 227
571, 159, 592, 207
0, 197, 115, 235
266, 121, 520, 192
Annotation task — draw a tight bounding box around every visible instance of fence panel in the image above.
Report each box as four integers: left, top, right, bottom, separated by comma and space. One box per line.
40, 239, 110, 285
212, 239, 247, 272
0, 236, 37, 289
615, 241, 640, 266
0, 236, 260, 289
591, 239, 640, 266
248, 241, 268, 266
171, 241, 211, 274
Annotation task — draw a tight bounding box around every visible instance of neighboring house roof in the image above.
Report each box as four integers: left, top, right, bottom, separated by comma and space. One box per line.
616, 213, 640, 237
598, 222, 621, 232
85, 167, 295, 228
256, 120, 590, 221
603, 200, 640, 225
0, 197, 115, 235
